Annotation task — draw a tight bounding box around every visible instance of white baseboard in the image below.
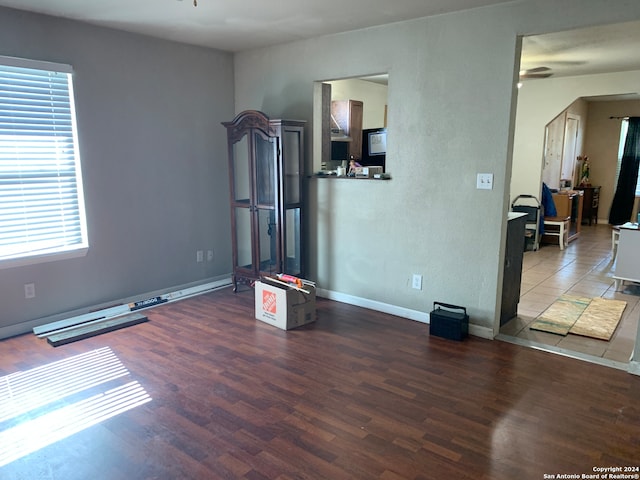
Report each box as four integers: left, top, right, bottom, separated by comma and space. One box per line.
469, 324, 495, 339
316, 288, 494, 339
317, 288, 429, 323
1, 275, 232, 341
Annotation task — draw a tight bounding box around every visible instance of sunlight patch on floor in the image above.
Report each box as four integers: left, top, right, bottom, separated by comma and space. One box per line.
0, 347, 151, 467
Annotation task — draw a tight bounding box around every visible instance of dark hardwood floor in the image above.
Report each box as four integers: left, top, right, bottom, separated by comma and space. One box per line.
1, 287, 639, 479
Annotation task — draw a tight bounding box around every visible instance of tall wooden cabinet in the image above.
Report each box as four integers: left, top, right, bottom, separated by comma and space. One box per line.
222, 110, 306, 291
577, 186, 600, 225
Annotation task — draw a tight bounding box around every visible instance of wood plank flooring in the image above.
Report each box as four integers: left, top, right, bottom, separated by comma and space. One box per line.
1, 287, 639, 479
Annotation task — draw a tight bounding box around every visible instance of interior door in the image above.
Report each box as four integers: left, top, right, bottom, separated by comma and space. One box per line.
561, 114, 579, 186
542, 113, 565, 190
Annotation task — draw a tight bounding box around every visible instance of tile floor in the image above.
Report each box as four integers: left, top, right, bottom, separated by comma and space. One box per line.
500, 222, 640, 365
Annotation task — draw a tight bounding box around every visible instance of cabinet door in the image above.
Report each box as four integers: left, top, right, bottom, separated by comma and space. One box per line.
283, 207, 302, 274
231, 132, 251, 204
230, 133, 253, 276
331, 100, 364, 160
230, 128, 278, 277
615, 229, 640, 282
348, 101, 363, 160
234, 206, 252, 271
281, 125, 304, 275
253, 130, 279, 274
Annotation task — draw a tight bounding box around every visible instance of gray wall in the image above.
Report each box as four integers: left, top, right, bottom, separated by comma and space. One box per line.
3, 0, 640, 340
0, 7, 235, 337
234, 0, 640, 337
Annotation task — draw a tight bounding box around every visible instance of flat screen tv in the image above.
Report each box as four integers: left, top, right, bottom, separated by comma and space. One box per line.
361, 128, 386, 170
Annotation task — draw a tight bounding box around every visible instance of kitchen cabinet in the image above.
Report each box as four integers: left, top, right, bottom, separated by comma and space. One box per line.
613, 222, 640, 291
501, 213, 527, 325
577, 186, 600, 225
222, 110, 306, 291
331, 100, 363, 160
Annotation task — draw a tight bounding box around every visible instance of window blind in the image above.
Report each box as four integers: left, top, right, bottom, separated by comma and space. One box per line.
0, 57, 88, 264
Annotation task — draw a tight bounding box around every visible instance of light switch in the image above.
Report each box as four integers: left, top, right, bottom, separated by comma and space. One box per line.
477, 173, 493, 190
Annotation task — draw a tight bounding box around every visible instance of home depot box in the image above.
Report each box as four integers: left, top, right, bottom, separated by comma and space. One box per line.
255, 277, 316, 330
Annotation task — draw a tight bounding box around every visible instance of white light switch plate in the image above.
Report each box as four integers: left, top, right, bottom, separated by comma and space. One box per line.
477, 173, 493, 190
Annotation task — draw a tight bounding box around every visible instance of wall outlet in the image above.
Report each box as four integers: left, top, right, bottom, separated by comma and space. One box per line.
476, 173, 493, 190
196, 250, 204, 263
24, 283, 36, 299
207, 249, 214, 262
412, 274, 422, 290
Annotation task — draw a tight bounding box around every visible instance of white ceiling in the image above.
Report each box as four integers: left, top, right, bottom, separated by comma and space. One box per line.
0, 0, 515, 53
520, 20, 640, 79
1, 0, 640, 80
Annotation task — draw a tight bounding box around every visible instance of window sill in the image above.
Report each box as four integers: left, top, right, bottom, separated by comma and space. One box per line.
0, 247, 89, 270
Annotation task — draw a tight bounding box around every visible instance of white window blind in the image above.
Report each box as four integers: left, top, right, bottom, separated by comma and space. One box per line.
0, 56, 88, 266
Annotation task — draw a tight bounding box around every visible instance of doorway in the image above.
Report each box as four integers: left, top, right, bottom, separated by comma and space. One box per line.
506, 22, 640, 372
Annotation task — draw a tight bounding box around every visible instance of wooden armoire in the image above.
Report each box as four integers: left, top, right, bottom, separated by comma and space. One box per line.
222, 110, 305, 291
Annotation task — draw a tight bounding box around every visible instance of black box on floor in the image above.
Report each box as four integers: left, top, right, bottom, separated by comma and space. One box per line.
429, 302, 468, 341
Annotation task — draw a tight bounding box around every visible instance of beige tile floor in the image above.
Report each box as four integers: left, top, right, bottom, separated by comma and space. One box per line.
500, 222, 640, 364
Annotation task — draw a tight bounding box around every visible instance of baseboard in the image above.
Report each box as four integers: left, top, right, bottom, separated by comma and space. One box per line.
0, 275, 233, 341
317, 288, 429, 323
316, 288, 494, 339
469, 324, 495, 340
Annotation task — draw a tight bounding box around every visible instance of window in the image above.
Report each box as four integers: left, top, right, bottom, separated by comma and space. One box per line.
0, 56, 87, 268
615, 118, 640, 196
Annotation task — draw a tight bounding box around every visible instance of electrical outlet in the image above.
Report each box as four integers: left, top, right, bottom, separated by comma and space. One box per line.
412, 274, 422, 290
476, 173, 493, 190
207, 249, 214, 262
196, 250, 204, 263
24, 283, 36, 299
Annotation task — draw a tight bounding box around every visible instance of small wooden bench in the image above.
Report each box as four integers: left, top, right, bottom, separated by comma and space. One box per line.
543, 216, 571, 250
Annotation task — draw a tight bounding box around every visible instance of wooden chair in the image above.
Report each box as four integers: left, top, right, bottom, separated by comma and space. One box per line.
543, 216, 571, 250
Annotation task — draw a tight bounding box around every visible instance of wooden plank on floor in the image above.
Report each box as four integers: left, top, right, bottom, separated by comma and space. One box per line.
46, 313, 148, 347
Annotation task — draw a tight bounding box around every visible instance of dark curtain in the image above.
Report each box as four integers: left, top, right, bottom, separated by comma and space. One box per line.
609, 117, 640, 225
